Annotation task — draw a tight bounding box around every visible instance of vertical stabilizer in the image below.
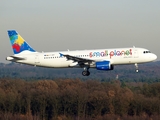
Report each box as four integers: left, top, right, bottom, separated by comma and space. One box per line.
8, 30, 36, 54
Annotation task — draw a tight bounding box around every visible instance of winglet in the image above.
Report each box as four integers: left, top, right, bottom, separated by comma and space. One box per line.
8, 30, 36, 54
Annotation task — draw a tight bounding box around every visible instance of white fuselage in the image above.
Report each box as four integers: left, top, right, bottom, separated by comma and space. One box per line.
7, 47, 157, 68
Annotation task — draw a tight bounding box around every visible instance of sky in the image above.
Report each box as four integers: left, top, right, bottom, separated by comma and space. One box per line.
1, 0, 160, 63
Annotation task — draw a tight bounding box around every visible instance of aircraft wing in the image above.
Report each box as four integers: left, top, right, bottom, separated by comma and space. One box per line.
60, 53, 94, 63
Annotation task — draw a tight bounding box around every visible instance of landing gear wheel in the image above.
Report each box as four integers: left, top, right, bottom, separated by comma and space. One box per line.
82, 66, 90, 76
82, 71, 87, 76
82, 71, 90, 76
87, 71, 90, 76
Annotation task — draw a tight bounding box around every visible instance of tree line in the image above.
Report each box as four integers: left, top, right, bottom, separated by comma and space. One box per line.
0, 78, 160, 120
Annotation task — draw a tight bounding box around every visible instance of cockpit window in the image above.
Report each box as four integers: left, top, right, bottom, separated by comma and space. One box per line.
143, 51, 151, 54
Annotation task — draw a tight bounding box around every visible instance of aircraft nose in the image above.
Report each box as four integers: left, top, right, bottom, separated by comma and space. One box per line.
152, 54, 157, 61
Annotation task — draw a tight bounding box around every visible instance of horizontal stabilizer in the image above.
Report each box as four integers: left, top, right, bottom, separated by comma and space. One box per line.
6, 55, 26, 61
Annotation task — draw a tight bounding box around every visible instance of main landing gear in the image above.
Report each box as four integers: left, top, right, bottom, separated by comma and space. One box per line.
82, 67, 90, 76
135, 63, 138, 73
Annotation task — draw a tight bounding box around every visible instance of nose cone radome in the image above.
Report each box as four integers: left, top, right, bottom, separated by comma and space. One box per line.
153, 54, 157, 60
151, 54, 157, 61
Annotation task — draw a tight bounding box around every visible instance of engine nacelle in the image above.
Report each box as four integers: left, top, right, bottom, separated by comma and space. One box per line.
96, 61, 114, 70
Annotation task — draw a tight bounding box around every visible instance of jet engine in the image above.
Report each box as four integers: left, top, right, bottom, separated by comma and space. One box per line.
96, 61, 114, 70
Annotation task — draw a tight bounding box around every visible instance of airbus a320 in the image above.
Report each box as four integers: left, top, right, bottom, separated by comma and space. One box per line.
6, 30, 157, 76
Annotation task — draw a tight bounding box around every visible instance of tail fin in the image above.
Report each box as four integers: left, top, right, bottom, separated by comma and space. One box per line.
7, 30, 36, 54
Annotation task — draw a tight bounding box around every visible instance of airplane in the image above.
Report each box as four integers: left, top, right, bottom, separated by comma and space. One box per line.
6, 30, 157, 76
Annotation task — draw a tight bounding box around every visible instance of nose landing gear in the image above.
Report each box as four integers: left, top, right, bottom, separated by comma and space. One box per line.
135, 63, 138, 73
